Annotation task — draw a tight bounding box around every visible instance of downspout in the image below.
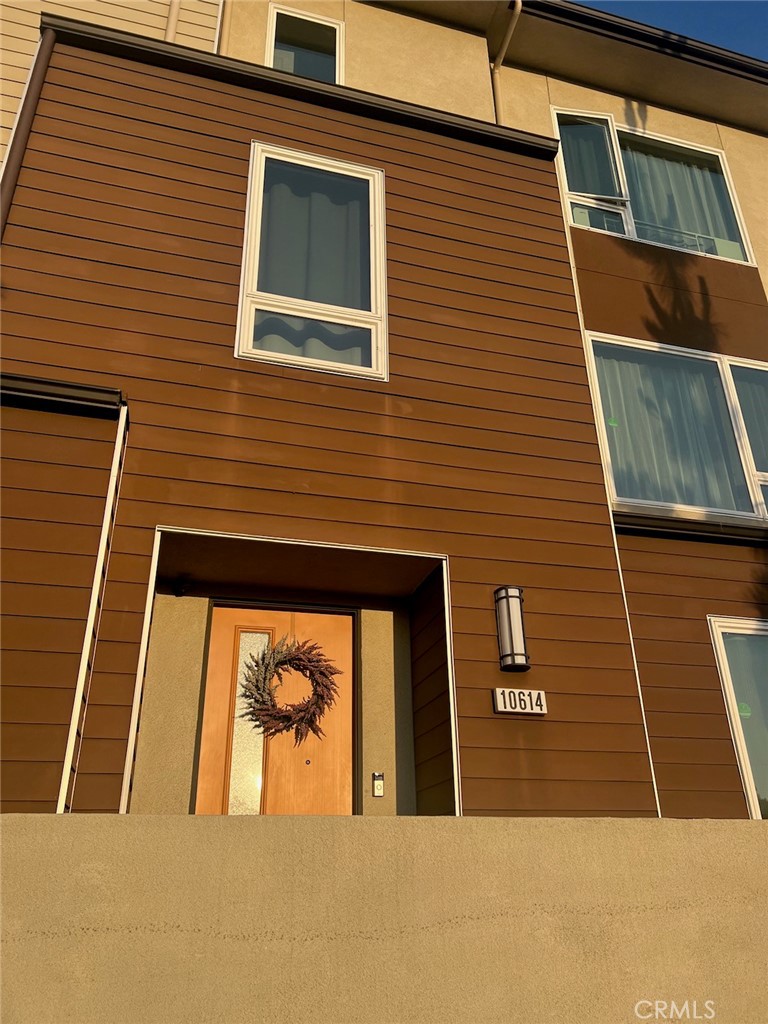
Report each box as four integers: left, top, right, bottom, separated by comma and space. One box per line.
165, 0, 181, 43
491, 0, 522, 126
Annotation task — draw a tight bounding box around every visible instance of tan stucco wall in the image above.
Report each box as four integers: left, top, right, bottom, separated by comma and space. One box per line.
131, 597, 416, 814
359, 609, 415, 815
130, 595, 210, 814
219, 0, 494, 120
498, 66, 768, 295
344, 2, 493, 121
2, 817, 766, 1023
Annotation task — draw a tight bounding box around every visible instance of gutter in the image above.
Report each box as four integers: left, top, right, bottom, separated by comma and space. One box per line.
524, 0, 768, 83
37, 14, 559, 159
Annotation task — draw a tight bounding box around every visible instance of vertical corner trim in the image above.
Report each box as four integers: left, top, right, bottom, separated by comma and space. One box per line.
0, 27, 56, 239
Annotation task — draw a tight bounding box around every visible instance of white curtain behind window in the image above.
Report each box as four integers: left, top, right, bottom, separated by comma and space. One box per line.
619, 137, 745, 257
258, 159, 370, 311
254, 159, 372, 367
732, 366, 768, 473
595, 344, 753, 512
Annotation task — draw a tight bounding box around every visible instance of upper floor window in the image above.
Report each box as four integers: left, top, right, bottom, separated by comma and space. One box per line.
709, 617, 768, 820
589, 337, 768, 524
267, 6, 343, 84
236, 143, 387, 380
556, 112, 749, 263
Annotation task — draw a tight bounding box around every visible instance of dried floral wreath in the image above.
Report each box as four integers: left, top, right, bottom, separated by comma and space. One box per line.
239, 636, 341, 746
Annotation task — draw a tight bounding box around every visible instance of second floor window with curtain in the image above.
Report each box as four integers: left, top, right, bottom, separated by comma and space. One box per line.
590, 337, 768, 523
236, 143, 387, 380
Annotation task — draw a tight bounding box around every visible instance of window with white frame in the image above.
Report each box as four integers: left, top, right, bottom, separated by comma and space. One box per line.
266, 6, 343, 84
236, 143, 387, 379
556, 112, 749, 262
709, 617, 768, 819
589, 337, 768, 522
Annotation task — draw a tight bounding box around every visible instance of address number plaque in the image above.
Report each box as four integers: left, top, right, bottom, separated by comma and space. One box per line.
493, 687, 547, 715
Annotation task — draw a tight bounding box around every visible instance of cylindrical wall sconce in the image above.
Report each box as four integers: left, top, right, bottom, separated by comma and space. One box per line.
494, 586, 530, 671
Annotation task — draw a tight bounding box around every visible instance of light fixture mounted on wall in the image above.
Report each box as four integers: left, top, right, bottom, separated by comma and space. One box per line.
494, 586, 530, 672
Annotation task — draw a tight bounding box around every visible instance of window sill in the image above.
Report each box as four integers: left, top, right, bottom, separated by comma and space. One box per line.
612, 502, 768, 541
570, 223, 756, 270
235, 347, 389, 382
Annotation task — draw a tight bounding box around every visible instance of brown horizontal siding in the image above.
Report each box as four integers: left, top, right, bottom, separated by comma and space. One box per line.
0, 403, 115, 810
409, 571, 455, 814
572, 229, 768, 362
618, 530, 767, 819
461, 778, 657, 814
0, 39, 656, 816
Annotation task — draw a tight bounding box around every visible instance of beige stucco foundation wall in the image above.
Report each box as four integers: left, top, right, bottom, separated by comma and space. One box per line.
219, 0, 494, 120
130, 596, 416, 814
2, 817, 767, 1023
498, 66, 768, 294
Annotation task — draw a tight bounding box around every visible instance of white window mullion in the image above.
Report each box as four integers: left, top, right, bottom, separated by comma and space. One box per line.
606, 116, 637, 239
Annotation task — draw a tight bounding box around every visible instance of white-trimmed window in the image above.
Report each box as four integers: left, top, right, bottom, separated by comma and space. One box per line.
589, 337, 768, 524
266, 5, 344, 85
709, 617, 768, 819
555, 111, 750, 263
236, 143, 387, 380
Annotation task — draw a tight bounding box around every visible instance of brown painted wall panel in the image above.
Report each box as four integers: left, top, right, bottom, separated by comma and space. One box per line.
0, 403, 115, 811
618, 530, 767, 819
0, 39, 657, 816
410, 571, 454, 814
572, 229, 768, 361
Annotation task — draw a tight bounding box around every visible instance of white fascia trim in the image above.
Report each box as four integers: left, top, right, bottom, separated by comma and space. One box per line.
265, 3, 345, 84
57, 404, 129, 813
212, 0, 225, 53
119, 526, 162, 814
441, 558, 463, 816
120, 525, 456, 813
708, 615, 768, 820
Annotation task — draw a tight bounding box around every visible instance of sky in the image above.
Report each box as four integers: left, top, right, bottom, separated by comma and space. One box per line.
574, 1, 768, 61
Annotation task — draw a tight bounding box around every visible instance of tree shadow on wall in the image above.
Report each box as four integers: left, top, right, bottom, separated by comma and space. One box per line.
616, 232, 767, 621
628, 211, 724, 356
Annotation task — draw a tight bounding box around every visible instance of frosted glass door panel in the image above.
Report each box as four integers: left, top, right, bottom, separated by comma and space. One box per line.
228, 631, 268, 815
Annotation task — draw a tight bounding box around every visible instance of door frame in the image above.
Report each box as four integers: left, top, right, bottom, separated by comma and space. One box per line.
120, 526, 461, 816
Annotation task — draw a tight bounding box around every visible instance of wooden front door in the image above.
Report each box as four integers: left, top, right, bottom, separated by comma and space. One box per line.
195, 607, 353, 815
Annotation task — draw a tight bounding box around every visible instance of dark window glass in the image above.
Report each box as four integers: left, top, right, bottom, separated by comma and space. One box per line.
258, 158, 371, 311
274, 13, 336, 84
558, 115, 621, 198
731, 366, 768, 473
